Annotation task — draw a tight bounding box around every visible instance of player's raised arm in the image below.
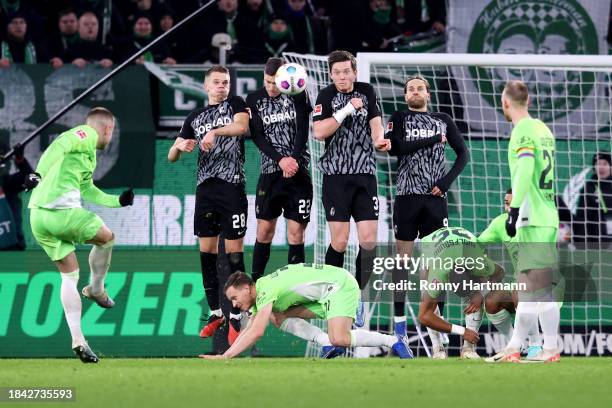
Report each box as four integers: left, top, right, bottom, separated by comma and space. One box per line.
386, 112, 443, 156
312, 88, 347, 140
432, 113, 469, 195
200, 97, 249, 151
168, 111, 197, 162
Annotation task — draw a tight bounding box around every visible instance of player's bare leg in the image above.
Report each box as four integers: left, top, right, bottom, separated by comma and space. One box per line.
56, 252, 98, 363
226, 237, 246, 344
286, 220, 306, 264
198, 236, 224, 338
82, 224, 115, 309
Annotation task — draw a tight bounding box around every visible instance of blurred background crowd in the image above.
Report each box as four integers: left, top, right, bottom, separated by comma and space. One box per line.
0, 0, 448, 66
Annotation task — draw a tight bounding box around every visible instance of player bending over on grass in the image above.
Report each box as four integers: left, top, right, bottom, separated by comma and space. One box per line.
418, 226, 505, 360
27, 107, 134, 363
200, 263, 414, 360
486, 81, 560, 363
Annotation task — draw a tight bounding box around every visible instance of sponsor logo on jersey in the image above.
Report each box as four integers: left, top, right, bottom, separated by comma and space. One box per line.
386, 121, 393, 131
406, 128, 436, 138
196, 116, 232, 134
261, 110, 296, 125
313, 104, 322, 116
76, 130, 87, 140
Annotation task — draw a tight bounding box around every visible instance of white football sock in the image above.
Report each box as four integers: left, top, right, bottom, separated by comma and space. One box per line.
486, 309, 513, 345
427, 305, 444, 349
538, 301, 560, 350
507, 302, 538, 350
350, 329, 396, 348
60, 270, 86, 348
463, 309, 482, 348
527, 317, 542, 347
88, 240, 114, 293
279, 318, 331, 346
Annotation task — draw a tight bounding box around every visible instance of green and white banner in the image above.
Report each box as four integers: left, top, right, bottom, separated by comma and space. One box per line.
447, 0, 611, 137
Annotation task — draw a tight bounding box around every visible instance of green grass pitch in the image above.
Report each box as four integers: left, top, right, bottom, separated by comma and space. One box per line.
1, 358, 611, 408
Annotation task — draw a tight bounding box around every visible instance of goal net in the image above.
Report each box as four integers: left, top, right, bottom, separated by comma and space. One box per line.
285, 51, 612, 358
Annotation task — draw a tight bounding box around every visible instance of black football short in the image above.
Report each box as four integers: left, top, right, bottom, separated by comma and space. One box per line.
194, 178, 248, 240
393, 194, 448, 241
322, 174, 379, 222
255, 170, 313, 223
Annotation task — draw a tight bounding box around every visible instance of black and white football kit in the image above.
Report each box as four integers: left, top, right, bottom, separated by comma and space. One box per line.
313, 82, 382, 222
179, 96, 249, 240
386, 110, 469, 241
247, 88, 313, 223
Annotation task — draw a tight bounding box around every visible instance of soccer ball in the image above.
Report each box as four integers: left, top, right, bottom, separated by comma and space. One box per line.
275, 63, 308, 96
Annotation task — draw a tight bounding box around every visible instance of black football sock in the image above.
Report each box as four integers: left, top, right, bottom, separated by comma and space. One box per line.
288, 243, 305, 264
355, 246, 376, 290
252, 241, 271, 282
325, 245, 345, 267
200, 251, 220, 312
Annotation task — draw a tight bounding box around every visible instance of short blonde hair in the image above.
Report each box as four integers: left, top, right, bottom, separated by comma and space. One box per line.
503, 81, 529, 107
86, 107, 114, 129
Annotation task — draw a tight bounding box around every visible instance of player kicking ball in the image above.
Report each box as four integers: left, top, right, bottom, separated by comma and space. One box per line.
26, 107, 134, 363
199, 263, 414, 360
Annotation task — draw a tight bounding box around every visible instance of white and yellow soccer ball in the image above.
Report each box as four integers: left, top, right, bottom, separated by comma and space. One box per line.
274, 63, 308, 96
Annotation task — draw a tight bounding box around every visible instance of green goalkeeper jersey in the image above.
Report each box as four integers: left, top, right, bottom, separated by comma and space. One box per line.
29, 125, 120, 209
420, 227, 496, 298
251, 263, 355, 315
508, 117, 558, 228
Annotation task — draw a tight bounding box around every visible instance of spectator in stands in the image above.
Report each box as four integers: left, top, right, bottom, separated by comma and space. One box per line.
285, 0, 327, 54
125, 0, 162, 27
121, 12, 175, 64
240, 0, 269, 30
191, 0, 264, 63
156, 3, 188, 63
0, 13, 46, 67
61, 11, 113, 68
402, 0, 446, 35
365, 0, 402, 51
574, 152, 612, 244
48, 8, 79, 69
263, 13, 294, 58
75, 0, 127, 47
0, 0, 43, 41
0, 142, 32, 251
328, 0, 382, 54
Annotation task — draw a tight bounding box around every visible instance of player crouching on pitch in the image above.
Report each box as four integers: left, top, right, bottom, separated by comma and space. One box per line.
26, 107, 134, 363
417, 226, 506, 359
199, 263, 414, 360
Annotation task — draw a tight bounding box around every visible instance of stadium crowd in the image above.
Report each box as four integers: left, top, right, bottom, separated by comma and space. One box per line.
0, 0, 446, 66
